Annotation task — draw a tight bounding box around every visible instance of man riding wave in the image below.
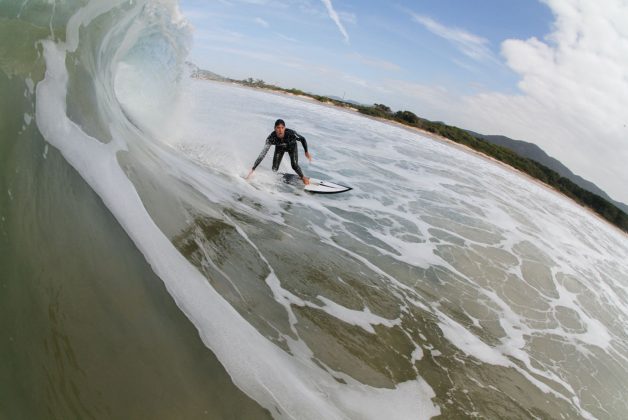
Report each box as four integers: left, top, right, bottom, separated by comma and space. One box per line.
246, 119, 312, 185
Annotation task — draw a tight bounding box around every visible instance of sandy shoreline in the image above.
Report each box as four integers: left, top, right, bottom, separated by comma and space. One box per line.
202, 79, 626, 236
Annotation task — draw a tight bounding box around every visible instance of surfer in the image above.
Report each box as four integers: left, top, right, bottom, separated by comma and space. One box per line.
245, 119, 312, 185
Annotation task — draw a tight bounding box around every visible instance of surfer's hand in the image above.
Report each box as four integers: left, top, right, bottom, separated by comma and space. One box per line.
245, 169, 254, 180
305, 152, 312, 162
302, 176, 310, 185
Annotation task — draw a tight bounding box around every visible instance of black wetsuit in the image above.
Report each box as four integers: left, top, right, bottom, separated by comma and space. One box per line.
252, 128, 309, 178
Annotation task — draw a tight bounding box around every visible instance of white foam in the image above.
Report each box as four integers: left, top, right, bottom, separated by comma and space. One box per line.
25, 77, 35, 94
437, 315, 510, 367
316, 296, 400, 334
411, 346, 424, 363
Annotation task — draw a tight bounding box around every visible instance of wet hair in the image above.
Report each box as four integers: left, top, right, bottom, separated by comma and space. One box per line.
274, 119, 285, 127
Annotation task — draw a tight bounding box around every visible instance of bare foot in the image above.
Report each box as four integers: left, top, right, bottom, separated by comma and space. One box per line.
302, 176, 310, 185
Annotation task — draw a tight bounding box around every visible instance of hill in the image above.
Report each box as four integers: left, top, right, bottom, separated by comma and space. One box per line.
467, 132, 628, 215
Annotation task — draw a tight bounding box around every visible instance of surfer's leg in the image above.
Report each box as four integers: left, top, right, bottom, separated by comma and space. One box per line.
272, 148, 284, 172
288, 147, 304, 178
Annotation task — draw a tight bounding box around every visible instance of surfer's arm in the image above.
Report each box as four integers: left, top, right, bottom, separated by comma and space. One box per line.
294, 132, 312, 162
294, 132, 308, 153
252, 139, 271, 171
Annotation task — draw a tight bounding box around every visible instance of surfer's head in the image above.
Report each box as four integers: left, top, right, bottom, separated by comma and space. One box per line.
274, 119, 286, 138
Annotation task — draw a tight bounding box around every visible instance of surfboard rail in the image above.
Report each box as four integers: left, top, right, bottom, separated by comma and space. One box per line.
280, 173, 352, 194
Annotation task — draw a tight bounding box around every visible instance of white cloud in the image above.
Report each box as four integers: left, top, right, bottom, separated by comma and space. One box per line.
200, 45, 306, 69
349, 53, 400, 72
312, 64, 368, 87
342, 73, 368, 87
230, 0, 273, 4
339, 11, 357, 25
193, 27, 246, 44
320, 0, 350, 44
380, 79, 453, 116
454, 0, 628, 203
274, 32, 299, 43
211, 0, 274, 5
411, 14, 495, 63
255, 17, 269, 28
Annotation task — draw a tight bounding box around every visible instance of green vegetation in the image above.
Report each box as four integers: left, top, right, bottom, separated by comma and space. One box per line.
233, 77, 628, 233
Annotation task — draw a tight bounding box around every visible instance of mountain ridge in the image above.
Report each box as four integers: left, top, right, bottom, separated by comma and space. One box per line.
467, 131, 628, 214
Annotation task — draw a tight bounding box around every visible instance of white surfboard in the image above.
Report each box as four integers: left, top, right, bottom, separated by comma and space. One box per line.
305, 178, 352, 194
281, 173, 352, 194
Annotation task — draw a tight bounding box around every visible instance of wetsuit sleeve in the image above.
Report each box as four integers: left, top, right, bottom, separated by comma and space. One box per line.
252, 138, 271, 170
294, 131, 308, 153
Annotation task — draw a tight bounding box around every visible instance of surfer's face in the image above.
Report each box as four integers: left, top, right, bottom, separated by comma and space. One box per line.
275, 124, 285, 138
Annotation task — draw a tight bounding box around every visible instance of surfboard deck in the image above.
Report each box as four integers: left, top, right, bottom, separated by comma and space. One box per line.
280, 173, 352, 194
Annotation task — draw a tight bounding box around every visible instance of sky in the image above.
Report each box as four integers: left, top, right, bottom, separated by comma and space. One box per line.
180, 0, 628, 204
